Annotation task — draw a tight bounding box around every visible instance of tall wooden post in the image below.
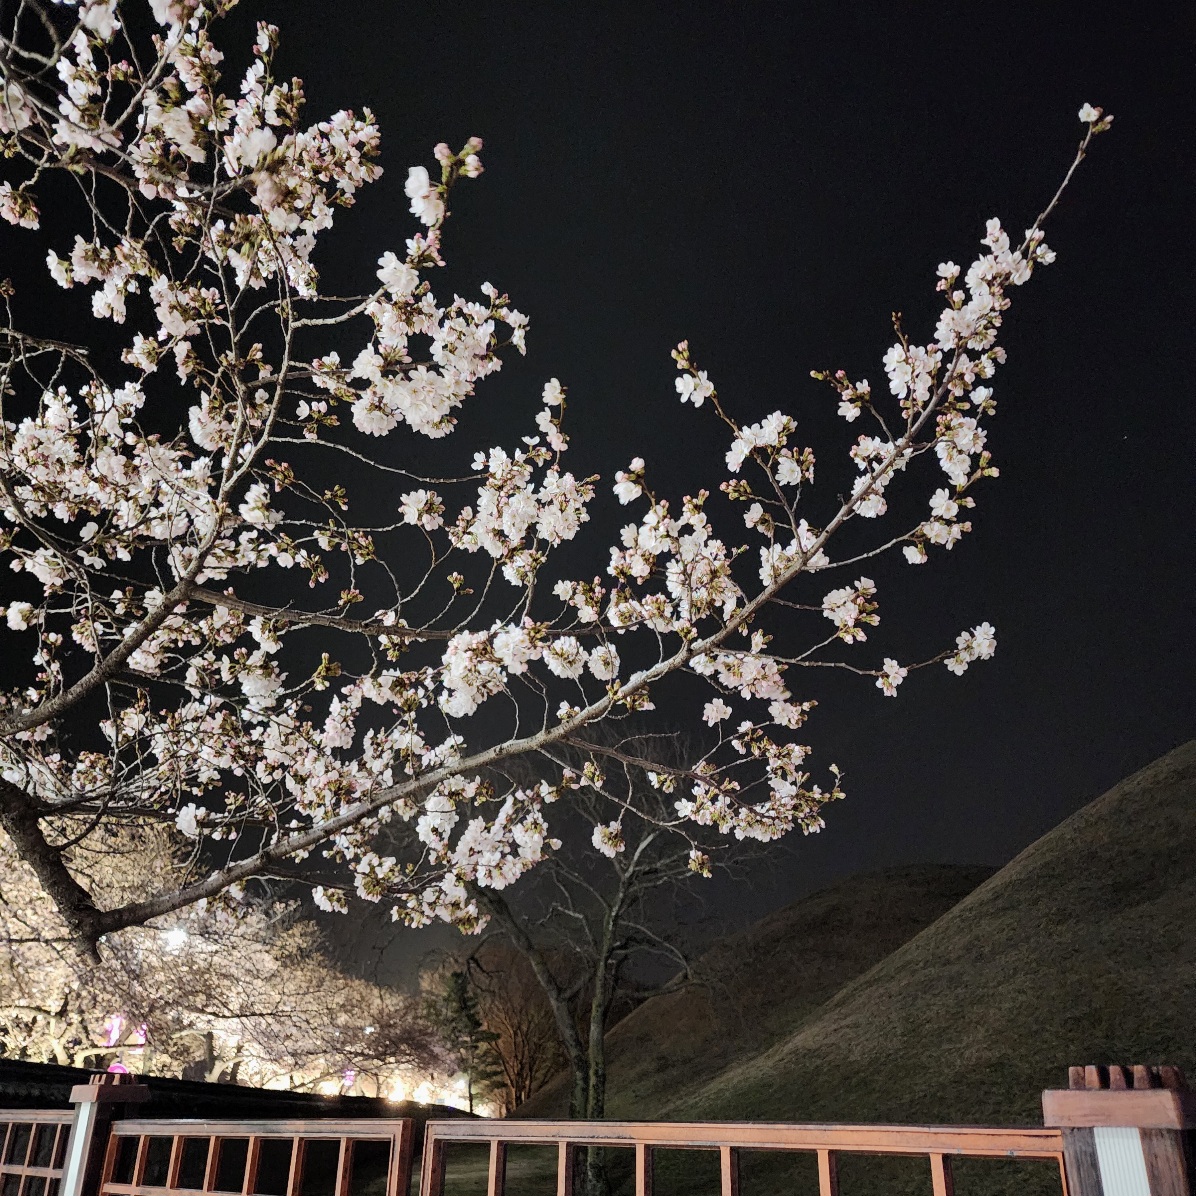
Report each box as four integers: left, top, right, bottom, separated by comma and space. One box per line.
61, 1073, 150, 1196
1043, 1065, 1196, 1196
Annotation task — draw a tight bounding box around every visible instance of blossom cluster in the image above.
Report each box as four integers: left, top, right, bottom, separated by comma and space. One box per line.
0, 0, 1110, 944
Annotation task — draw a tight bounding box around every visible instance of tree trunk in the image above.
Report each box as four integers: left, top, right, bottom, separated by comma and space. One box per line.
468, 882, 628, 1196
471, 888, 589, 1117
580, 908, 620, 1196
0, 779, 104, 959
586, 973, 609, 1119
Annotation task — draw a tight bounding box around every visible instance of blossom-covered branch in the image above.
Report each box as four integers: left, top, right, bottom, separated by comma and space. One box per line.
0, 0, 1112, 954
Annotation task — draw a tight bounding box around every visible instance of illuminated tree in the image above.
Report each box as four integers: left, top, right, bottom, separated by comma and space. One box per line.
0, 824, 437, 1087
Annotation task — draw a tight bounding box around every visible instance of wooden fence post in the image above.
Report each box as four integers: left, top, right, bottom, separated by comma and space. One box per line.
1044, 1065, 1196, 1196
555, 1142, 575, 1196
486, 1140, 506, 1196
719, 1146, 739, 1196
61, 1074, 150, 1196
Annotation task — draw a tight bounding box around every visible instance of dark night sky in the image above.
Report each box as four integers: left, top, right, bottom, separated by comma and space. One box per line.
8, 2, 1196, 958
258, 0, 1196, 924
210, 0, 1196, 952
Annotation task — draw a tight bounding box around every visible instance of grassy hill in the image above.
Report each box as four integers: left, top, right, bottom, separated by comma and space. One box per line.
502, 740, 1196, 1196
664, 739, 1196, 1130
518, 863, 993, 1120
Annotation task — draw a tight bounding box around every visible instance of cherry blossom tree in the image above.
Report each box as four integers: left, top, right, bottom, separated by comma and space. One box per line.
453, 731, 735, 1118
0, 823, 438, 1087
0, 0, 1113, 961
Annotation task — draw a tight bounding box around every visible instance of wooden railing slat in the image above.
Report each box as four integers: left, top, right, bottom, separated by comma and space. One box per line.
419, 1138, 445, 1196
333, 1136, 351, 1196
717, 1143, 736, 1196
930, 1153, 955, 1196
719, 1146, 739, 1196
555, 1142, 575, 1196
486, 1140, 506, 1196
202, 1132, 220, 1194
817, 1149, 839, 1196
419, 1119, 1064, 1158
392, 1120, 415, 1196
634, 1143, 653, 1196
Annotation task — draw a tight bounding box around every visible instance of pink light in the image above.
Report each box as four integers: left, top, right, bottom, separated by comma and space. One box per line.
103, 1013, 126, 1048
341, 1069, 356, 1091
106, 1063, 129, 1075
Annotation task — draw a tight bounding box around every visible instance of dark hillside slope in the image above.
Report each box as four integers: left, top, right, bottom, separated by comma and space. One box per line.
500, 743, 1196, 1196
668, 739, 1196, 1129
518, 863, 993, 1118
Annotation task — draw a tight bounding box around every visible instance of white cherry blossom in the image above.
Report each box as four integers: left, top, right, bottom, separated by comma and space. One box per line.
0, 0, 1109, 949
876, 658, 908, 696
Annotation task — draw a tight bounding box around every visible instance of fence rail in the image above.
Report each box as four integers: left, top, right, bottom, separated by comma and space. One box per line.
419, 1118, 1070, 1196
98, 1118, 414, 1196
1, 1062, 1192, 1196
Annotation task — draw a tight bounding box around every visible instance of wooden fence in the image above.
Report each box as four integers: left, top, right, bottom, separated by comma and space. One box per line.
0, 1064, 1188, 1196
0, 1110, 73, 1196
418, 1117, 1070, 1196
97, 1118, 413, 1196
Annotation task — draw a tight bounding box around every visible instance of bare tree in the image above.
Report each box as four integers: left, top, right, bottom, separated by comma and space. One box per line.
420, 940, 566, 1115
466, 942, 567, 1114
